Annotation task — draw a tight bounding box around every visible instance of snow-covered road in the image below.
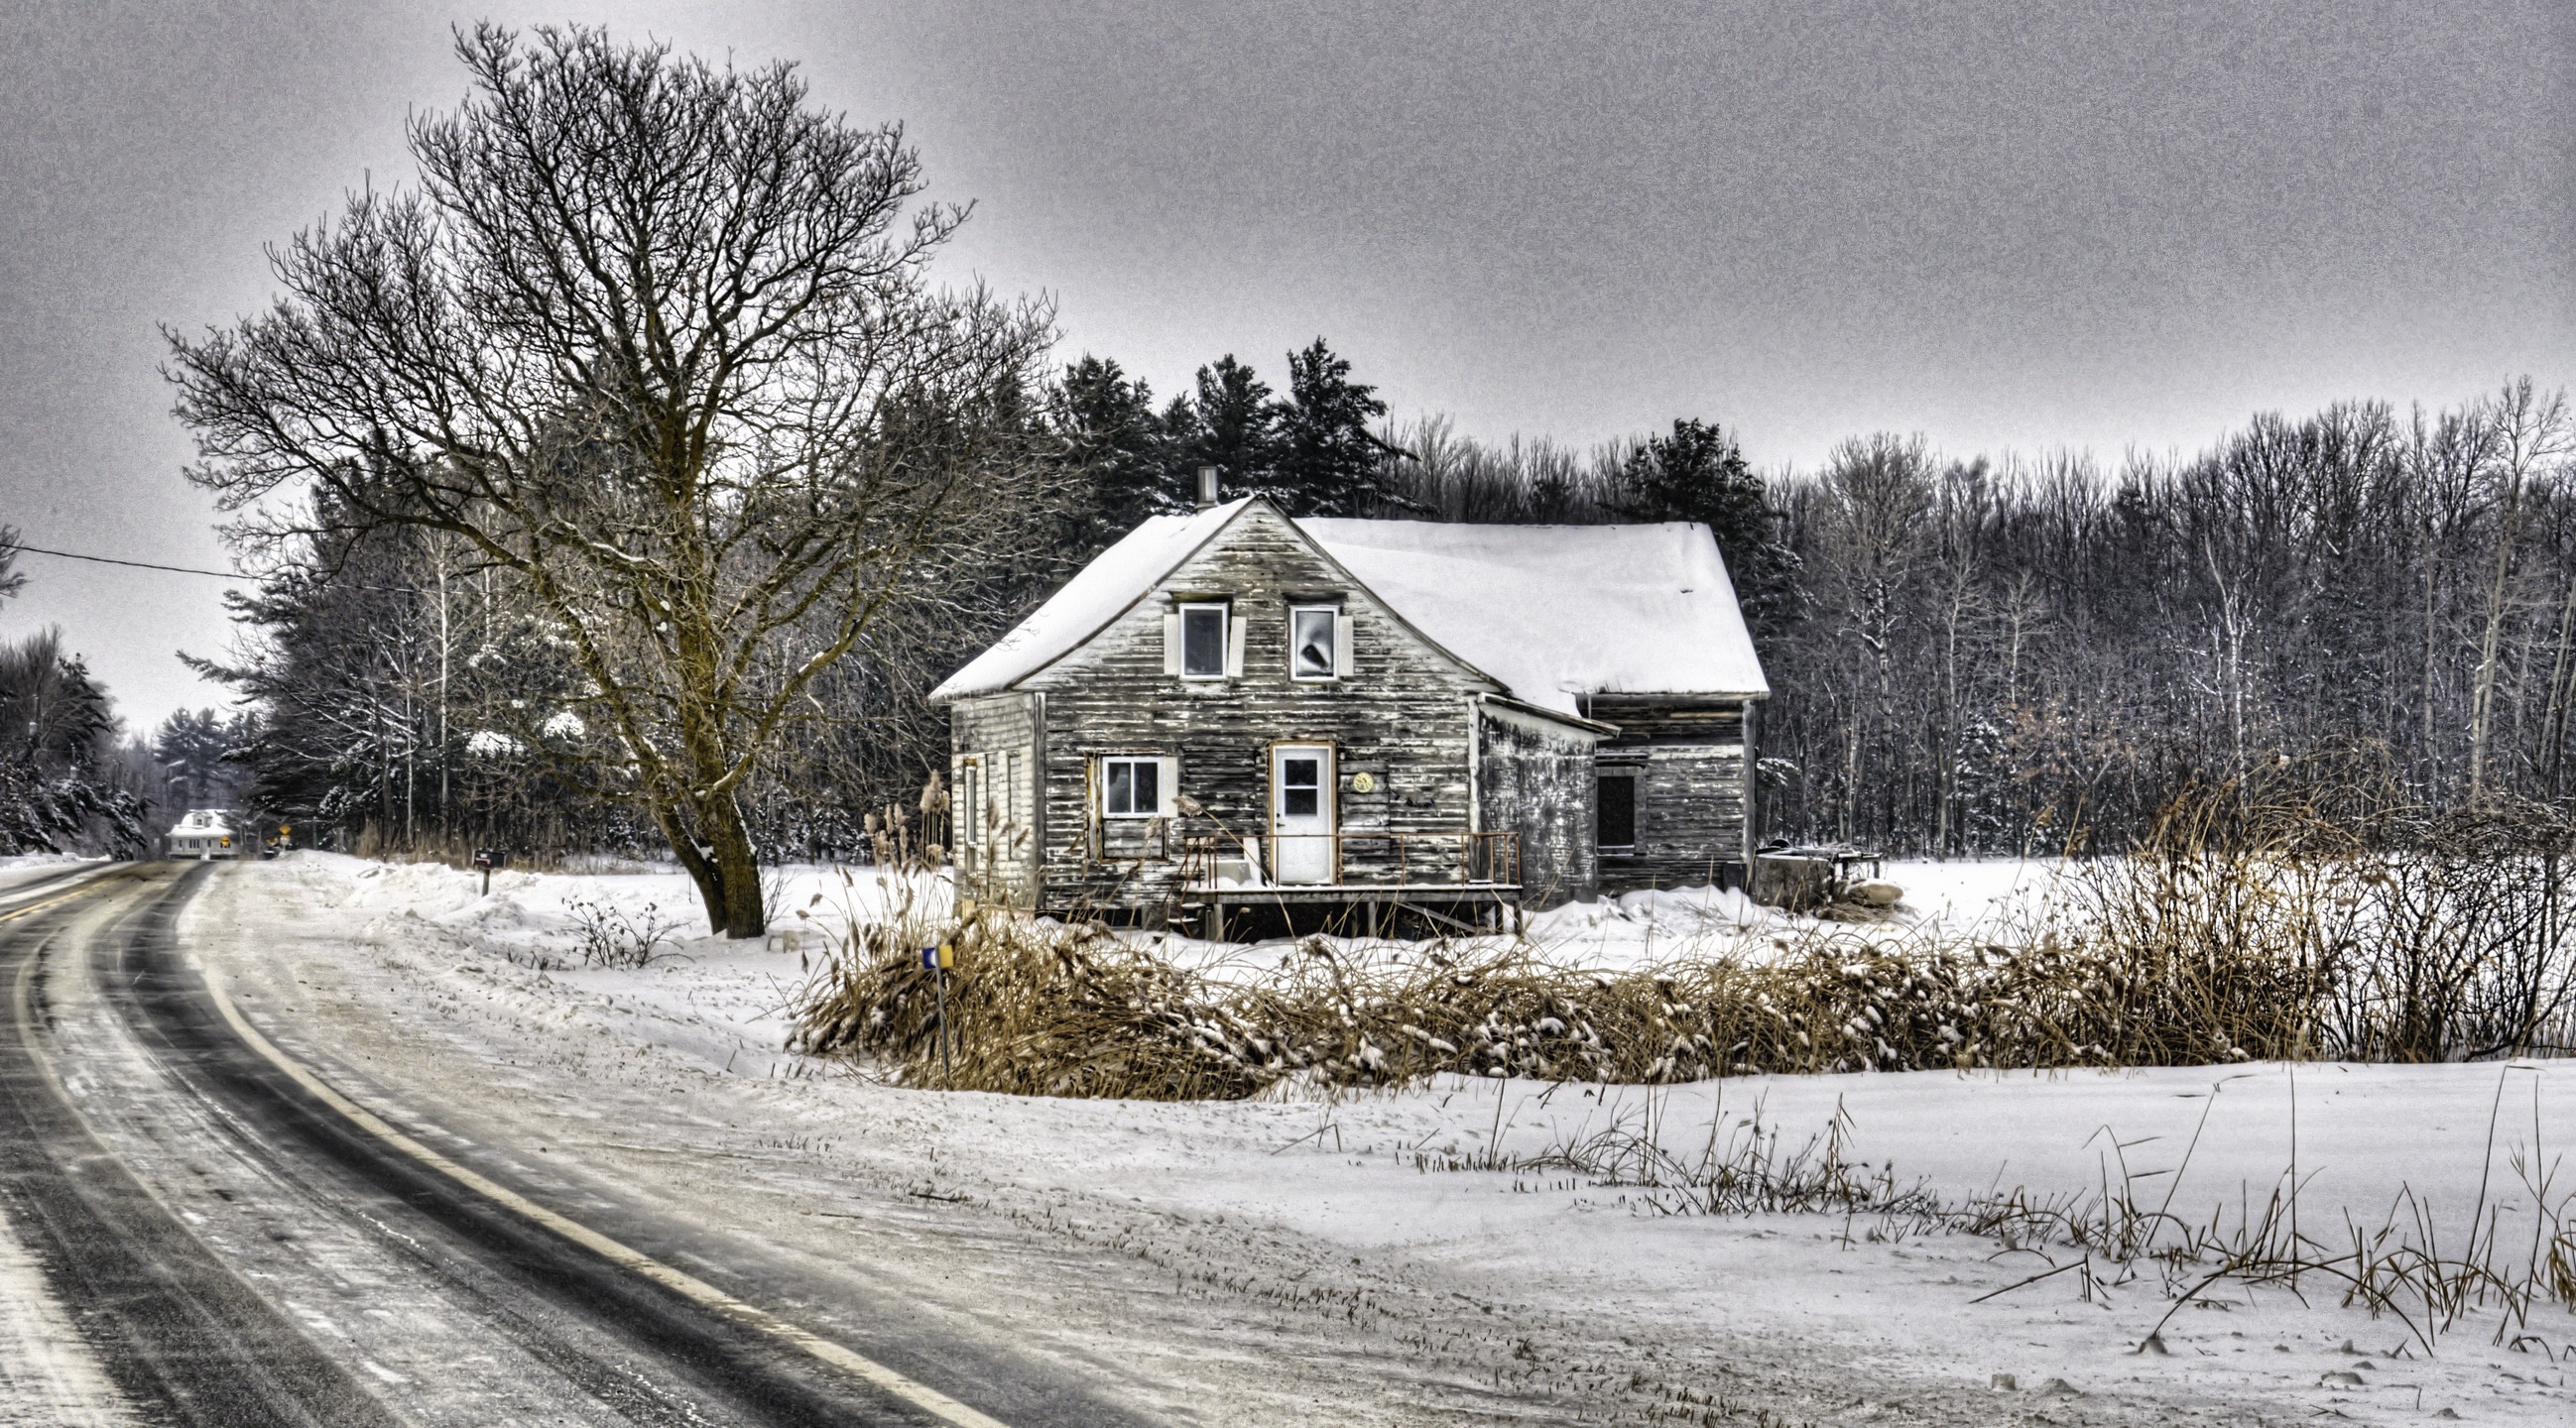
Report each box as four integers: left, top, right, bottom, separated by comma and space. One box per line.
0, 865, 1144, 1426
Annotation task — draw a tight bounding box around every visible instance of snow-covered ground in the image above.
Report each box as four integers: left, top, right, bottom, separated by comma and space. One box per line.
1114, 854, 2076, 980
183, 854, 2576, 1424
1505, 857, 2078, 970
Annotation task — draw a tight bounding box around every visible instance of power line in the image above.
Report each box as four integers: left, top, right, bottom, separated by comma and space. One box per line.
8, 541, 425, 595
10, 543, 248, 581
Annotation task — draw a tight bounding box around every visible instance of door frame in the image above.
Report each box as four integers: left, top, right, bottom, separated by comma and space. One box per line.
951, 753, 984, 876
1266, 738, 1338, 885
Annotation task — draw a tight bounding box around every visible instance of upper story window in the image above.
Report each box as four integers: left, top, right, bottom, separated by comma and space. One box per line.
1179, 603, 1228, 679
1289, 607, 1340, 680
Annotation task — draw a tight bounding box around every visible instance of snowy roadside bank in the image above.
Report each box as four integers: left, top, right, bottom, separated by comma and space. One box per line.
0, 856, 105, 894
184, 855, 2573, 1425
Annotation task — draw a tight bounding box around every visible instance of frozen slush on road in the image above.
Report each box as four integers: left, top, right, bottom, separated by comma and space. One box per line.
156, 854, 2576, 1424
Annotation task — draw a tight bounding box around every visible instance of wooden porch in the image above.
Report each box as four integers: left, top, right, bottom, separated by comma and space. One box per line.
1172, 831, 1523, 940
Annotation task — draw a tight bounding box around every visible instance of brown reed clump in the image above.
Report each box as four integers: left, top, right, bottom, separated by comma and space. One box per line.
788, 767, 2576, 1098
2075, 763, 2576, 1063
788, 903, 2334, 1099
788, 906, 1280, 1099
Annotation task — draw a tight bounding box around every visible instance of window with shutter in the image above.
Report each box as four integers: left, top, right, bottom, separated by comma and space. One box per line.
1178, 604, 1226, 678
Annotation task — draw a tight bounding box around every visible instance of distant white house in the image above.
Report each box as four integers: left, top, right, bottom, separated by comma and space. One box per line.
166, 808, 242, 860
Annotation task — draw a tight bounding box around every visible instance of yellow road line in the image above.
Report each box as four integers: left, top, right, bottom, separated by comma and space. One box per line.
0, 870, 129, 924
199, 972, 1011, 1428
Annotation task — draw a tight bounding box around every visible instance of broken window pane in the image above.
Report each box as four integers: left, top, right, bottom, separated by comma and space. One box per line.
1291, 607, 1336, 678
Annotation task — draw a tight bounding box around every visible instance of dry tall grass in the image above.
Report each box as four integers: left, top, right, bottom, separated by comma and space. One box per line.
1479, 1071, 2576, 1352
789, 900, 2328, 1097
792, 766, 2576, 1098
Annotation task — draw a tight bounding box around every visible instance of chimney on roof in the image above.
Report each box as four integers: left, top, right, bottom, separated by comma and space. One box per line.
1195, 464, 1219, 511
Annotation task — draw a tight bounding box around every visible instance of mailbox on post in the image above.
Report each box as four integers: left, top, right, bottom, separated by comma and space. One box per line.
920, 942, 956, 1087
472, 848, 507, 895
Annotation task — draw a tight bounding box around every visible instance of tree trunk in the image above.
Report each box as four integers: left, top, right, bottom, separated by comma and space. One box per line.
2542, 567, 2576, 795
2469, 523, 2515, 796
657, 791, 767, 938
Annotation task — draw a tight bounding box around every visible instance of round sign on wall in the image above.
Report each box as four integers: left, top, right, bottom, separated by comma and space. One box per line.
1350, 772, 1377, 793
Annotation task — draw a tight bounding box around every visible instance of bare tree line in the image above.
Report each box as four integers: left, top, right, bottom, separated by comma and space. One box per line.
1380, 381, 2576, 854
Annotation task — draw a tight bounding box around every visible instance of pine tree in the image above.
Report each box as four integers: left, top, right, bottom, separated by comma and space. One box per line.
0, 633, 145, 856
1179, 356, 1283, 505
155, 708, 234, 805
1618, 418, 1793, 620
1276, 337, 1392, 517
1052, 356, 1175, 548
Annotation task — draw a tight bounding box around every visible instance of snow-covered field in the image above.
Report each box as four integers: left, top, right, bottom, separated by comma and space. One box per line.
184, 853, 2576, 1424
1506, 857, 2074, 969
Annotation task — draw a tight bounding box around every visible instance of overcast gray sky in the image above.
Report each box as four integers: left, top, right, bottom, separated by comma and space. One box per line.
2, 0, 2569, 734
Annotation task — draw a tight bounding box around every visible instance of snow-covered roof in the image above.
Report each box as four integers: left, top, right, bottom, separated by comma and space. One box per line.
927, 500, 1770, 713
1298, 519, 1770, 711
166, 808, 234, 838
930, 500, 1252, 701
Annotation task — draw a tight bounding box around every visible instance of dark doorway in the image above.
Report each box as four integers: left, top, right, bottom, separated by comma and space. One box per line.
1597, 772, 1636, 853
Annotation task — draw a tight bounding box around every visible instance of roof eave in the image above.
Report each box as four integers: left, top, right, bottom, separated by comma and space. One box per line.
926, 499, 1262, 703
1479, 692, 1621, 738
1586, 687, 1772, 702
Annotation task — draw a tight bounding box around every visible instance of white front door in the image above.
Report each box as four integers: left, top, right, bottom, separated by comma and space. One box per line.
1269, 743, 1335, 885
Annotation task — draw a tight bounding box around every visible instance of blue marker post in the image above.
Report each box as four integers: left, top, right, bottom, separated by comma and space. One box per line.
919, 942, 955, 1088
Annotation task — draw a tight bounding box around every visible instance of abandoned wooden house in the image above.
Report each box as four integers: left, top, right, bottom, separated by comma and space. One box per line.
929, 489, 1770, 936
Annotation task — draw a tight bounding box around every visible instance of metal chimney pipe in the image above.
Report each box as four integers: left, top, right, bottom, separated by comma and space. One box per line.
1195, 464, 1218, 511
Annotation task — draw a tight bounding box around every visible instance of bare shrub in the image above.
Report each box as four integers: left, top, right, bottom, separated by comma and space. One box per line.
563, 893, 685, 968
2332, 802, 2576, 1060
2077, 761, 2576, 1063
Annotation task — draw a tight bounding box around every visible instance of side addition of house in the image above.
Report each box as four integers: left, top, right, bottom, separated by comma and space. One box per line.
928, 493, 1769, 936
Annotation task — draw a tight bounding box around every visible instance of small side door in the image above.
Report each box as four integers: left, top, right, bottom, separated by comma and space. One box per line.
1269, 742, 1335, 885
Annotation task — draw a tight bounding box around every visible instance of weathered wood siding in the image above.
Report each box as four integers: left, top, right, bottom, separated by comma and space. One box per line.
1588, 696, 1756, 893
1473, 704, 1600, 907
948, 692, 1044, 906
1021, 504, 1498, 916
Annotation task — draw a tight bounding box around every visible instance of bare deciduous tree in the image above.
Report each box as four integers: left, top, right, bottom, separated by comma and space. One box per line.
2468, 378, 2572, 795
167, 24, 1052, 935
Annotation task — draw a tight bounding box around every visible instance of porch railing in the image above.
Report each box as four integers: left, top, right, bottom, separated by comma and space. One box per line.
1176, 831, 1520, 891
